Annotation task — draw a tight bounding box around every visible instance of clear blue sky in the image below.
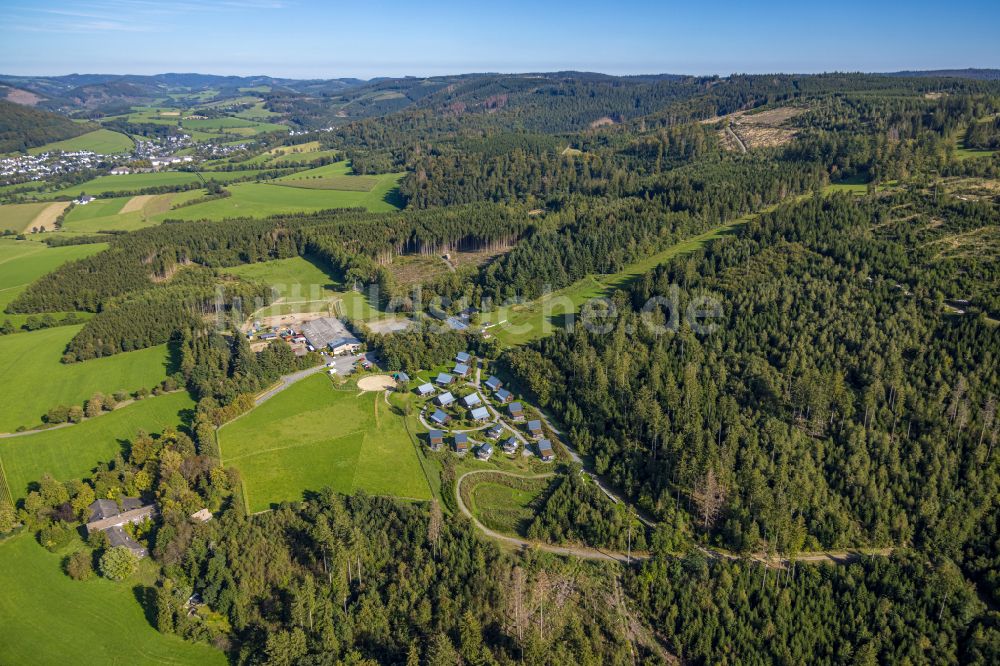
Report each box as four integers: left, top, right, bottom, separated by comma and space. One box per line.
2, 0, 998, 78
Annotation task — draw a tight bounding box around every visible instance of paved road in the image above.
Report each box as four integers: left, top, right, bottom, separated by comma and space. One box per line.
253, 352, 371, 407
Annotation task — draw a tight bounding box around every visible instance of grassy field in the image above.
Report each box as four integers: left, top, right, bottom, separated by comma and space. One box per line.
60, 194, 176, 233
482, 218, 746, 345
44, 169, 272, 199
0, 201, 62, 232
467, 475, 550, 535
0, 390, 194, 499
220, 255, 384, 322
27, 128, 134, 156
0, 326, 173, 432
219, 374, 431, 512
0, 534, 225, 666
156, 177, 403, 220
0, 239, 107, 313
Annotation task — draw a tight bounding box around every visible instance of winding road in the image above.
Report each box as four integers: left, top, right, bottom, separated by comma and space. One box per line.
455, 469, 893, 567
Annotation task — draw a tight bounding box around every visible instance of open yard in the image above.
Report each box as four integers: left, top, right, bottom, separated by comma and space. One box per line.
27, 128, 134, 155
0, 534, 225, 666
0, 390, 194, 499
0, 326, 173, 432
219, 374, 431, 512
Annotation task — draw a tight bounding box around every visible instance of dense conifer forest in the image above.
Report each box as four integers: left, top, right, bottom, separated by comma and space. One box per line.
3, 70, 1000, 664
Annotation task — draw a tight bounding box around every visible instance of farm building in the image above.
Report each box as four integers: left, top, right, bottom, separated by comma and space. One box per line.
462, 393, 482, 408
477, 443, 494, 460
437, 391, 455, 407
495, 388, 513, 404
470, 406, 490, 422
456, 351, 472, 364
301, 317, 361, 355
73, 195, 94, 205
503, 436, 519, 454
429, 409, 450, 426
110, 166, 131, 175
486, 423, 504, 439
484, 376, 502, 391
416, 383, 435, 396
508, 402, 524, 420
537, 439, 554, 462
436, 372, 454, 386
453, 362, 470, 377
527, 419, 543, 438
85, 498, 157, 559
454, 432, 469, 453
428, 429, 444, 451
258, 332, 277, 340
395, 372, 410, 384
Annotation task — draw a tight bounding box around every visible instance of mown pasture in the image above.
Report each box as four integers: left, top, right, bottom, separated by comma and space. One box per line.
219, 374, 431, 512
0, 534, 225, 666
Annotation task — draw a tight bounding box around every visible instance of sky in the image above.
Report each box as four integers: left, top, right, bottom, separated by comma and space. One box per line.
1, 0, 999, 79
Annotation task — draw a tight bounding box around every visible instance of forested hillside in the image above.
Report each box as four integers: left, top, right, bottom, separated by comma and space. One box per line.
2, 69, 1000, 665
0, 99, 96, 153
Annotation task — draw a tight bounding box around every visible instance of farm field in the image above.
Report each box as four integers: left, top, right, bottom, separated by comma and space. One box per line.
0, 326, 173, 432
273, 160, 383, 191
60, 194, 176, 232
0, 390, 194, 499
156, 177, 403, 220
0, 201, 66, 232
26, 128, 134, 155
219, 374, 431, 512
0, 534, 225, 666
0, 239, 107, 312
43, 169, 272, 200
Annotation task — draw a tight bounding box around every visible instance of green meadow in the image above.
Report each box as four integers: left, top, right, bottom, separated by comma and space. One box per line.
0, 201, 57, 232
157, 176, 403, 220
0, 326, 173, 432
0, 239, 107, 313
0, 534, 225, 666
44, 169, 272, 199
483, 217, 746, 345
220, 255, 384, 322
219, 374, 431, 512
0, 390, 194, 499
27, 128, 134, 155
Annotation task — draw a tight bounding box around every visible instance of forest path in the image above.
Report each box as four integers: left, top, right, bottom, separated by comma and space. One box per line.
726, 124, 748, 153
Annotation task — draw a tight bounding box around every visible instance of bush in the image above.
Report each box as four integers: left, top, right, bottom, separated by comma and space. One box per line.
65, 550, 94, 580
99, 545, 138, 581
45, 405, 70, 424
37, 521, 74, 552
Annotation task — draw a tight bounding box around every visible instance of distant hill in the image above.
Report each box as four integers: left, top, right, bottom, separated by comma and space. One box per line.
885, 68, 1000, 80
0, 100, 96, 153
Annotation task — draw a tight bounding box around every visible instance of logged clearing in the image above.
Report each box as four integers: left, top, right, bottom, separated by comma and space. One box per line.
707, 106, 805, 150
